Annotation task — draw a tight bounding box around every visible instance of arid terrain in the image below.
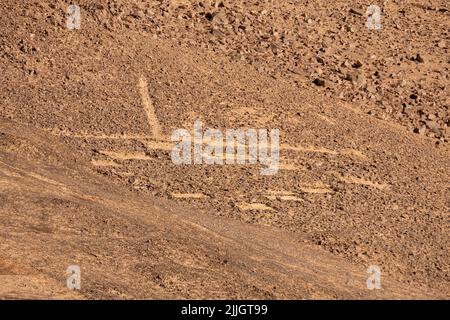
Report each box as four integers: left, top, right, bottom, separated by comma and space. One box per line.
0, 0, 449, 299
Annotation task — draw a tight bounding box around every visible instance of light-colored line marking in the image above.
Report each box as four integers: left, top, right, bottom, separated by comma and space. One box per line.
91, 159, 121, 167
171, 192, 208, 199
138, 76, 163, 139
282, 144, 367, 159
263, 191, 303, 202
100, 151, 151, 160
299, 187, 332, 194
264, 190, 297, 196
278, 162, 305, 171
316, 114, 336, 125
145, 140, 174, 151
282, 144, 339, 155
0, 160, 65, 187
333, 172, 389, 190
45, 129, 366, 160
45, 129, 154, 140
277, 195, 303, 201
0, 167, 22, 178
237, 203, 273, 211
340, 149, 368, 159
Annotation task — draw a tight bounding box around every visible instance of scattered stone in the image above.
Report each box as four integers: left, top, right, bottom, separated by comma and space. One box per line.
211, 28, 224, 37
411, 53, 425, 63
426, 120, 439, 130
349, 8, 363, 16
414, 126, 427, 135
23, 0, 446, 143
313, 78, 326, 86
341, 60, 351, 68
345, 73, 354, 81
425, 120, 443, 136
352, 60, 363, 68
213, 11, 228, 24
345, 25, 355, 33
346, 70, 366, 88
366, 85, 377, 94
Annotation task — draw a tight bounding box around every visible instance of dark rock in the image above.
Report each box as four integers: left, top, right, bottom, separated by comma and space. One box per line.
352, 60, 363, 68
411, 54, 425, 63
349, 8, 363, 16
313, 78, 326, 86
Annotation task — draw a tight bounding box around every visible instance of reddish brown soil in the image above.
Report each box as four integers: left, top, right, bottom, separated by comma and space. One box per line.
0, 1, 448, 299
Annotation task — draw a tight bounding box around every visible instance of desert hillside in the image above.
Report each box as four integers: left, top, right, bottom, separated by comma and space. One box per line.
0, 0, 448, 299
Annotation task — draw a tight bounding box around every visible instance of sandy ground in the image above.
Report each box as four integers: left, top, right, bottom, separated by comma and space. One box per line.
0, 1, 448, 299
